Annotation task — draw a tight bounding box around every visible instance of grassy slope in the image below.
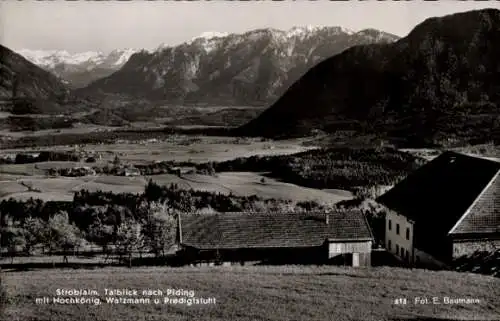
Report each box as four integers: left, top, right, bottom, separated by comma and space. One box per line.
3, 266, 499, 321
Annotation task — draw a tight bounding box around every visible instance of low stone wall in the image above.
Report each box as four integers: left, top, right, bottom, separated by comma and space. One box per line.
452, 239, 500, 259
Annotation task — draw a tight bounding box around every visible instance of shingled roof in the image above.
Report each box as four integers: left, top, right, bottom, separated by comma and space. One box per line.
450, 171, 500, 236
178, 211, 373, 250
377, 151, 500, 255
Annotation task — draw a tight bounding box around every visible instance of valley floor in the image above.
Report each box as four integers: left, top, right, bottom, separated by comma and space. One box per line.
0, 135, 318, 163
0, 135, 354, 204
1, 135, 497, 205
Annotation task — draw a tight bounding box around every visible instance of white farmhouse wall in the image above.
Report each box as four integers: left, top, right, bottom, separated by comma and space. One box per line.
385, 211, 414, 263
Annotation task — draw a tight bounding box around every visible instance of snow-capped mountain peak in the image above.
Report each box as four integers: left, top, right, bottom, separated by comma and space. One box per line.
106, 48, 140, 66
82, 25, 399, 105
286, 25, 322, 37
17, 48, 139, 69
154, 43, 171, 52
154, 26, 359, 54
17, 49, 104, 68
181, 31, 231, 54
191, 31, 229, 42
16, 48, 140, 88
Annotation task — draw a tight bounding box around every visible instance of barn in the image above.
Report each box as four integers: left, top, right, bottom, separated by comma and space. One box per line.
174, 211, 374, 266
377, 151, 500, 267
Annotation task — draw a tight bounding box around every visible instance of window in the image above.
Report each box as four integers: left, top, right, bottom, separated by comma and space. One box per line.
396, 224, 400, 235
388, 240, 392, 251
406, 228, 410, 240
396, 244, 399, 254
400, 247, 404, 257
406, 249, 410, 261
388, 219, 392, 230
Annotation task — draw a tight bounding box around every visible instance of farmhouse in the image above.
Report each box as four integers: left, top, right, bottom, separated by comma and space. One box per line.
377, 151, 500, 267
124, 166, 141, 177
174, 211, 374, 266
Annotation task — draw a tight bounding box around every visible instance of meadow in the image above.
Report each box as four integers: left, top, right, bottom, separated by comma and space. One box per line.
2, 265, 499, 321
1, 135, 317, 162
0, 171, 352, 204
1, 135, 353, 204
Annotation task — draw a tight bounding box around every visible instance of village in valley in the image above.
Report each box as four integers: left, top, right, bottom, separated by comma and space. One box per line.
0, 2, 499, 321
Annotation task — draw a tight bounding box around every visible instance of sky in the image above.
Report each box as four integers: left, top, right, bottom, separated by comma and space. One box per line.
1, 1, 500, 53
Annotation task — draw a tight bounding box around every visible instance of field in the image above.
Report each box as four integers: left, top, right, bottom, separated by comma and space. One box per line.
0, 105, 265, 138
0, 172, 353, 204
2, 266, 499, 321
1, 135, 318, 163
0, 135, 355, 204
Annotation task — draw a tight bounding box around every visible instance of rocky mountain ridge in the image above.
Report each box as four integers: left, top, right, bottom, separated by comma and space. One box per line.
79, 26, 399, 105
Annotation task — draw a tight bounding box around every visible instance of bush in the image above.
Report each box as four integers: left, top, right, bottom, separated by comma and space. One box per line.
0, 274, 7, 305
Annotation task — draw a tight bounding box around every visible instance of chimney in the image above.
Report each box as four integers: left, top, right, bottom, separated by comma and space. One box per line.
176, 213, 183, 245
325, 213, 329, 225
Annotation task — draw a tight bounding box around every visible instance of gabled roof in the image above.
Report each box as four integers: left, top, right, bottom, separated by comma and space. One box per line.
450, 172, 500, 235
377, 151, 500, 248
179, 211, 373, 250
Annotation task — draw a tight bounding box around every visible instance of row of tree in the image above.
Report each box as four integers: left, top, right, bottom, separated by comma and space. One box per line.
0, 181, 329, 266
1, 201, 176, 267
1, 125, 233, 149
0, 151, 81, 165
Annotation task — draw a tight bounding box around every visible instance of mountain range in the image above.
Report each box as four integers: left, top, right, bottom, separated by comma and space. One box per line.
16, 49, 139, 89
78, 27, 399, 105
2, 10, 499, 147
236, 9, 500, 146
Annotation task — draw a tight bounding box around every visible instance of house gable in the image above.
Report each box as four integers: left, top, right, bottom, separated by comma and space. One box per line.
449, 171, 500, 237
377, 151, 500, 259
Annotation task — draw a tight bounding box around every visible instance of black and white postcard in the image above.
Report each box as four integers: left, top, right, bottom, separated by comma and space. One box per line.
0, 1, 499, 320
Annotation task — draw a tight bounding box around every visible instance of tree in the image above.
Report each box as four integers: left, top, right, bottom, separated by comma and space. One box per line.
113, 155, 121, 166
23, 217, 47, 255
144, 180, 163, 201
46, 211, 81, 263
1, 225, 26, 264
142, 202, 177, 258
87, 222, 114, 261
0, 273, 6, 308
115, 219, 144, 268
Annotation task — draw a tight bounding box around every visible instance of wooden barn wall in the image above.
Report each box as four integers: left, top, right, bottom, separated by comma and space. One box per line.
358, 252, 371, 267
328, 241, 372, 258
327, 252, 371, 267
